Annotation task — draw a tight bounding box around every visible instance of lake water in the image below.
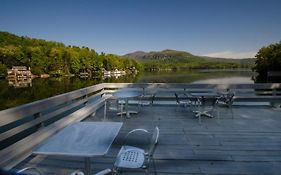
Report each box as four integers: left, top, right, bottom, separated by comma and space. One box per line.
0, 70, 254, 110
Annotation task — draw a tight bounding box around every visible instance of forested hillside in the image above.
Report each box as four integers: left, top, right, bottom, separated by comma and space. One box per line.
0, 32, 140, 77
125, 49, 255, 71
0, 31, 256, 78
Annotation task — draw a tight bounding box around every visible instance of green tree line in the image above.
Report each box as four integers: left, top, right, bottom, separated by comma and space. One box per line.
142, 57, 251, 71
0, 32, 141, 77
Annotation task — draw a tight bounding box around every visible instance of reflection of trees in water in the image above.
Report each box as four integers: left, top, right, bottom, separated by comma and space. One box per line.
254, 74, 281, 83
253, 75, 266, 83
0, 73, 139, 110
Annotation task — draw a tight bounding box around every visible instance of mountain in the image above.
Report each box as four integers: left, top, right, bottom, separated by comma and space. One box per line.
124, 49, 193, 61
124, 49, 255, 70
125, 51, 148, 59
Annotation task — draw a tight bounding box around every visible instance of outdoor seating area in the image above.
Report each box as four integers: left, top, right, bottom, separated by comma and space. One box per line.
12, 103, 281, 174
1, 83, 281, 175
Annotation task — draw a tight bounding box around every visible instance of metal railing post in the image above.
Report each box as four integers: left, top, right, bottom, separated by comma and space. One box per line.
34, 112, 44, 129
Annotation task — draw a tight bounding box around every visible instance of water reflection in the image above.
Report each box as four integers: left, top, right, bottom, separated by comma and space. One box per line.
136, 70, 254, 83
192, 77, 254, 84
0, 70, 254, 110
7, 78, 33, 88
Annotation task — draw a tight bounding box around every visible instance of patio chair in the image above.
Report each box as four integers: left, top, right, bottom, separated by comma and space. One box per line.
175, 93, 191, 108
137, 88, 156, 111
72, 127, 159, 175
175, 93, 200, 111
216, 92, 235, 119
112, 126, 160, 174
194, 96, 218, 123
102, 93, 125, 119
138, 93, 155, 107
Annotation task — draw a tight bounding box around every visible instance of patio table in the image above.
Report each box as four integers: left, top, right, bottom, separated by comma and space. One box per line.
33, 122, 123, 175
190, 92, 219, 119
113, 90, 142, 118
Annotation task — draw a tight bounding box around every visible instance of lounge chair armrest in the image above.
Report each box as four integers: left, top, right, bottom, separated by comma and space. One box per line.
125, 129, 149, 139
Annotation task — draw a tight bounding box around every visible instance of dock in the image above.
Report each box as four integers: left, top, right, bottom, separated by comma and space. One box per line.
1, 83, 281, 174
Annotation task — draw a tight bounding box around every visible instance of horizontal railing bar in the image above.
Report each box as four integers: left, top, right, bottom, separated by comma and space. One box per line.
0, 89, 87, 124
85, 83, 105, 94
234, 96, 281, 102
0, 99, 88, 143
101, 83, 281, 89
0, 90, 105, 143
0, 84, 105, 125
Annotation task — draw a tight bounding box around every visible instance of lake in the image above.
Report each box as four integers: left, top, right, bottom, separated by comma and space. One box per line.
0, 70, 254, 110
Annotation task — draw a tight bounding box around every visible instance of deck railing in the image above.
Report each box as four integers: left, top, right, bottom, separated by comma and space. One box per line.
0, 83, 281, 169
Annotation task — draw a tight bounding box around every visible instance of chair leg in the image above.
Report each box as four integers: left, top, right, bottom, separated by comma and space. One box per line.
120, 103, 123, 119
151, 95, 155, 107
103, 101, 107, 120
145, 168, 149, 175
111, 167, 119, 175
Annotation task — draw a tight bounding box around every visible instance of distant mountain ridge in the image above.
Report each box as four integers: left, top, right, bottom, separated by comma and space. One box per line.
124, 49, 255, 70
124, 49, 251, 60
124, 49, 194, 60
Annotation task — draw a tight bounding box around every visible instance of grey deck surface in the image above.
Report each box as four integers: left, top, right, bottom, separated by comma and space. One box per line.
16, 104, 281, 175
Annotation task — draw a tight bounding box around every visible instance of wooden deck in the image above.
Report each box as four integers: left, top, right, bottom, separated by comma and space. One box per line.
15, 103, 281, 175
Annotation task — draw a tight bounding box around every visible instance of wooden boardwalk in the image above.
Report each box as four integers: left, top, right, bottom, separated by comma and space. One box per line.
15, 104, 281, 175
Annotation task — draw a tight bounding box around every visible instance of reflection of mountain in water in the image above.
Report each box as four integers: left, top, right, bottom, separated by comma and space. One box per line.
192, 77, 254, 84
136, 70, 254, 84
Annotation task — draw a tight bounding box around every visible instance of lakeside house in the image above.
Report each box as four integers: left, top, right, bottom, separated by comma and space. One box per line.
7, 66, 32, 79
103, 69, 126, 78
79, 72, 90, 79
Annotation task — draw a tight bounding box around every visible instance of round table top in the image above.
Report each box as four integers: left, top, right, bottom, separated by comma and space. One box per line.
113, 90, 142, 98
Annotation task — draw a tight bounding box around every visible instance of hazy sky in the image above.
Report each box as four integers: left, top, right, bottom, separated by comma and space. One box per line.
0, 0, 280, 58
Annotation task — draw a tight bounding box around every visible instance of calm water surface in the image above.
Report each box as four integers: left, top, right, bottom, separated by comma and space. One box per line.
0, 70, 254, 110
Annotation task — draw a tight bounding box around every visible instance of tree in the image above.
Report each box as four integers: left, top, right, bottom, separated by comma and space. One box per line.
0, 45, 23, 67
0, 62, 7, 77
253, 42, 281, 77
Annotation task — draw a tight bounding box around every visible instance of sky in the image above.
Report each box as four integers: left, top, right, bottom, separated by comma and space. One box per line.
0, 0, 280, 58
